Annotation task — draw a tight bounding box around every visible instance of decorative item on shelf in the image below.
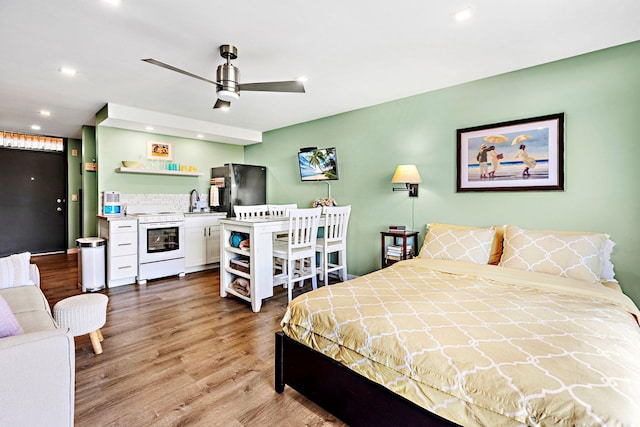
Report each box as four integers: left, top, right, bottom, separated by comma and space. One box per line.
229, 232, 250, 248
312, 198, 336, 208
229, 232, 243, 248
121, 160, 140, 168
230, 277, 250, 297
391, 164, 422, 197
386, 244, 412, 261
147, 140, 172, 160
230, 257, 250, 274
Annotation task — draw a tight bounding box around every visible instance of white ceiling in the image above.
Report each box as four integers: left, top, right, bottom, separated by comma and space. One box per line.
1, 0, 639, 143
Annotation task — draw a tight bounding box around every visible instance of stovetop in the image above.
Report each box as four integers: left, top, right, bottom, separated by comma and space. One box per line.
132, 212, 185, 223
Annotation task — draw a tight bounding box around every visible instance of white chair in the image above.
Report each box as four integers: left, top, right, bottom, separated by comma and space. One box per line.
269, 204, 298, 244
272, 208, 321, 302
316, 205, 351, 284
234, 204, 268, 219
268, 204, 297, 217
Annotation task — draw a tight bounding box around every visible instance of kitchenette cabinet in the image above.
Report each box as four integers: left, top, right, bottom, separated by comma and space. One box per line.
98, 217, 138, 287
185, 213, 225, 273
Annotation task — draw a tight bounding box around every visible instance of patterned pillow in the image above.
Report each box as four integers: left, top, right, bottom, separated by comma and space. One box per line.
0, 295, 24, 338
419, 223, 497, 264
499, 226, 608, 282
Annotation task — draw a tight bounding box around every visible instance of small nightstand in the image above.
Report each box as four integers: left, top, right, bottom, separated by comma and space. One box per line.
380, 230, 419, 268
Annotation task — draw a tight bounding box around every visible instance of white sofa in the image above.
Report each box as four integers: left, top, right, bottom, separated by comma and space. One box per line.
0, 253, 75, 427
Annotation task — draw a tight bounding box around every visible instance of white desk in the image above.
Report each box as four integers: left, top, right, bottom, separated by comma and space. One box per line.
219, 216, 325, 312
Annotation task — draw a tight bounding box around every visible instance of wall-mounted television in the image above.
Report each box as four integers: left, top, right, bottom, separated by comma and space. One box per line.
298, 147, 339, 181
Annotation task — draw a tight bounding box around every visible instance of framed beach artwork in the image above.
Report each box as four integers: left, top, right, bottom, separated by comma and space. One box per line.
147, 141, 173, 161
456, 113, 564, 192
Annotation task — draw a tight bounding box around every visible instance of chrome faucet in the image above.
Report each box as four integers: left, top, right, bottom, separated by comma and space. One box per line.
189, 189, 199, 212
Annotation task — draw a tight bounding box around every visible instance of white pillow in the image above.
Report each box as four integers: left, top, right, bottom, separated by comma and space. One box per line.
600, 238, 617, 282
0, 252, 32, 289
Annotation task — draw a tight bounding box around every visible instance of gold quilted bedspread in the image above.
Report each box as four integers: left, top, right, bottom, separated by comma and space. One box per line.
281, 258, 640, 426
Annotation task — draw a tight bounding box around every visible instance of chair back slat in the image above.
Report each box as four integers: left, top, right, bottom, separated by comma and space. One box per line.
268, 204, 297, 217
234, 204, 268, 219
287, 208, 321, 250
323, 206, 351, 244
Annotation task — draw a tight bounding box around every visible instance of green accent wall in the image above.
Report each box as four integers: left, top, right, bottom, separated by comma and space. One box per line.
95, 126, 244, 199
81, 125, 98, 236
66, 138, 82, 248
245, 41, 640, 305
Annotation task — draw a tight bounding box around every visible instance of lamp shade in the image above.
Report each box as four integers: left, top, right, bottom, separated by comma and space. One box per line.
391, 165, 422, 184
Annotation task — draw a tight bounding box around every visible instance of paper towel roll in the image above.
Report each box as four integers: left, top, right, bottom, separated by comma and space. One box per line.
210, 186, 220, 207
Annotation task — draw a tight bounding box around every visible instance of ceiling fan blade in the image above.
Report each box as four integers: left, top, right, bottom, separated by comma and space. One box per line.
142, 58, 217, 85
238, 81, 305, 93
213, 99, 231, 109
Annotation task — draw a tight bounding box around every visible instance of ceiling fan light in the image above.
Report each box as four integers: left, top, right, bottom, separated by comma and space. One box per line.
218, 89, 239, 102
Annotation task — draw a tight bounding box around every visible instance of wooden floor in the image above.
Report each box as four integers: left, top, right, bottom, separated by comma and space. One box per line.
34, 253, 347, 427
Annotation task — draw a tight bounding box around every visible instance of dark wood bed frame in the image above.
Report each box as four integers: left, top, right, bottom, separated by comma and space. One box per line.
275, 332, 460, 426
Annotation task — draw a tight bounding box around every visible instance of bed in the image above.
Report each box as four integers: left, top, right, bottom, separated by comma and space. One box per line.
275, 224, 640, 426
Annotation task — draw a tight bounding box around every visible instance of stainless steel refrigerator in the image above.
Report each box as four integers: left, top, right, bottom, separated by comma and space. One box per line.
210, 163, 267, 217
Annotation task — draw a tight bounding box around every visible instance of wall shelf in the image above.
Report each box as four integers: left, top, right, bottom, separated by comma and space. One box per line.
115, 167, 204, 177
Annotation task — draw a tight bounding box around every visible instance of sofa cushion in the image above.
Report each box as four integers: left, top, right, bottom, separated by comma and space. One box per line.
14, 310, 58, 333
0, 286, 56, 334
0, 295, 24, 337
0, 285, 52, 314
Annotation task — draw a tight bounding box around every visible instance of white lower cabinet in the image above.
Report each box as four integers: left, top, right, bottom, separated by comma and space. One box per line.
98, 217, 138, 287
185, 215, 223, 272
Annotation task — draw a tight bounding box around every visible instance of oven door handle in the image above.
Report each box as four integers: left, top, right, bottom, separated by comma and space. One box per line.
140, 221, 184, 228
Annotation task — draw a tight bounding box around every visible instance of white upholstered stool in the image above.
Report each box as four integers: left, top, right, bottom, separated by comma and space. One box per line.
53, 293, 109, 354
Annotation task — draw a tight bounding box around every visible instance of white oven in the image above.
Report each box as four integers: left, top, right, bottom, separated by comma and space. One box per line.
136, 213, 186, 284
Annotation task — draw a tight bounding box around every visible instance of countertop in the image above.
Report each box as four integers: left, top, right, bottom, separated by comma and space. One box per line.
97, 212, 227, 220
184, 212, 227, 217
96, 214, 135, 221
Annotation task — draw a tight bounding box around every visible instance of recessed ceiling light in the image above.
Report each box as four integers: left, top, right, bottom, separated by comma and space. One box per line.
297, 76, 308, 83
58, 66, 77, 76
103, 0, 122, 6
145, 126, 154, 131
31, 125, 41, 131
39, 110, 52, 116
196, 134, 204, 138
452, 7, 473, 22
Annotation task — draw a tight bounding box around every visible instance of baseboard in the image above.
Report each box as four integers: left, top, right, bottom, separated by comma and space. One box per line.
31, 250, 69, 257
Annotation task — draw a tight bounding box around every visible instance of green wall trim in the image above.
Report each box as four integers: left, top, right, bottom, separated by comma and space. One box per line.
95, 104, 108, 125
66, 138, 82, 248
81, 125, 98, 236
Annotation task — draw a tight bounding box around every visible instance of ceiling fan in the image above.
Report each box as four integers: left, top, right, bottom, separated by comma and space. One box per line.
142, 44, 305, 110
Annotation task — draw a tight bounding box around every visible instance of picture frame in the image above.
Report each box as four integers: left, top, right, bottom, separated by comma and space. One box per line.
147, 141, 173, 161
457, 113, 564, 192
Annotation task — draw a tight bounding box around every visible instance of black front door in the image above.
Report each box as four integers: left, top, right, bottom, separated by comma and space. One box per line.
0, 148, 67, 256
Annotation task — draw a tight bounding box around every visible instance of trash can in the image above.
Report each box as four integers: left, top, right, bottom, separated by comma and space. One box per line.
76, 237, 106, 292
